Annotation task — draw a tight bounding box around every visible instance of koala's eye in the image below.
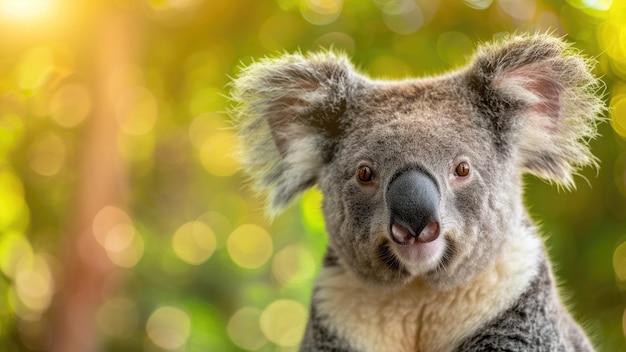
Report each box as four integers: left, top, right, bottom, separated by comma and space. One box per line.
455, 162, 471, 177
357, 165, 375, 184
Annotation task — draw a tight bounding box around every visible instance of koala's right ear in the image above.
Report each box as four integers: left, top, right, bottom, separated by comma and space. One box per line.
467, 34, 605, 188
230, 52, 359, 214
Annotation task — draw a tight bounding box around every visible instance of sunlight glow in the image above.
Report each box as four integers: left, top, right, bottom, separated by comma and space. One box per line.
16, 47, 54, 90
0, 0, 52, 22
581, 0, 612, 11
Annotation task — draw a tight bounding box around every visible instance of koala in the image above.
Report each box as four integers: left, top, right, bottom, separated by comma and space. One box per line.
230, 34, 604, 351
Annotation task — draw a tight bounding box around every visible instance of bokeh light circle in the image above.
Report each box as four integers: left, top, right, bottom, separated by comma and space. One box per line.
146, 306, 191, 350
463, 0, 493, 10
381, 0, 424, 34
227, 307, 267, 350
260, 299, 307, 347
610, 95, 626, 138
115, 86, 158, 136
300, 0, 343, 25
91, 206, 143, 268
0, 232, 33, 279
104, 224, 144, 268
272, 244, 316, 287
14, 254, 54, 314
188, 112, 229, 149
49, 83, 91, 128
623, 307, 626, 340
227, 224, 273, 269
613, 241, 626, 282
92, 206, 132, 246
27, 132, 66, 176
199, 131, 239, 177
172, 221, 216, 265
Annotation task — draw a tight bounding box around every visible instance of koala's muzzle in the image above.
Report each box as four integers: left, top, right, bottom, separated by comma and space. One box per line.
386, 169, 440, 245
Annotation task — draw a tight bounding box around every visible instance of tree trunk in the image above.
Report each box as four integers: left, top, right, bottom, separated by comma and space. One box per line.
50, 9, 138, 352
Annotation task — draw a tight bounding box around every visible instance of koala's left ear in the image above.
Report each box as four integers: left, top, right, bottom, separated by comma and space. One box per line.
230, 51, 360, 213
468, 34, 605, 187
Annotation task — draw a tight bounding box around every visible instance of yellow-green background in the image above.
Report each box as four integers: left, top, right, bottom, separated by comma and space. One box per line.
0, 0, 625, 351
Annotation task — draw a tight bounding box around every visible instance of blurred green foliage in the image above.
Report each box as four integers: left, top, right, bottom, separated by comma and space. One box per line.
0, 0, 625, 351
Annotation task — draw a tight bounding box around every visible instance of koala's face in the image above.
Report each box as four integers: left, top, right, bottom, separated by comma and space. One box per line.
318, 81, 518, 287
232, 34, 602, 288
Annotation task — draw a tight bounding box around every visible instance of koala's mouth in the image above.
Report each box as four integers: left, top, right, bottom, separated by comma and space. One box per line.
377, 239, 404, 271
392, 232, 445, 263
377, 227, 447, 275
391, 222, 440, 244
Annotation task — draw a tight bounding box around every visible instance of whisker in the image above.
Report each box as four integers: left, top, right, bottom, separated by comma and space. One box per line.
377, 240, 403, 271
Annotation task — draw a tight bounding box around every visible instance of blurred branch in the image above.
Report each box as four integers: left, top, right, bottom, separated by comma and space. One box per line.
50, 9, 139, 352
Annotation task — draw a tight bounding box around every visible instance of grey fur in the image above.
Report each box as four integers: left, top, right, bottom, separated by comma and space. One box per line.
230, 34, 604, 351
455, 260, 593, 352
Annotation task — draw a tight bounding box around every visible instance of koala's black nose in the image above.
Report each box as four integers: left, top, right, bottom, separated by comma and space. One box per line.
386, 169, 440, 244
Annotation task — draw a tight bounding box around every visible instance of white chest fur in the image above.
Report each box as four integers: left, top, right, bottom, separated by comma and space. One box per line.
314, 234, 543, 352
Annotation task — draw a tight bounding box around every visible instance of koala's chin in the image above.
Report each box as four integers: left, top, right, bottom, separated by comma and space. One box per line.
384, 237, 446, 283
341, 228, 451, 290
369, 234, 467, 290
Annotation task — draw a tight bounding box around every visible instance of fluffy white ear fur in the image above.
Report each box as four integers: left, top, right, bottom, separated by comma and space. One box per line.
230, 51, 357, 214
473, 34, 605, 188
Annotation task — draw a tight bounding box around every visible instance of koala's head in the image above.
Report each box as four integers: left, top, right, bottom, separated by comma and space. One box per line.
231, 34, 603, 288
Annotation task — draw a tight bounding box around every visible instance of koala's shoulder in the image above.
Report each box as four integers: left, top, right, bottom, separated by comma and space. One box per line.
300, 304, 356, 352
454, 261, 589, 352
